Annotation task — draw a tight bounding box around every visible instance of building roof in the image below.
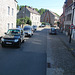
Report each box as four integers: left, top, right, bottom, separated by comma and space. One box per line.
49, 11, 59, 17
14, 0, 18, 3
26, 6, 40, 15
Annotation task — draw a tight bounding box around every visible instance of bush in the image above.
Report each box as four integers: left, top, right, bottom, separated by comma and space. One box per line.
16, 17, 32, 26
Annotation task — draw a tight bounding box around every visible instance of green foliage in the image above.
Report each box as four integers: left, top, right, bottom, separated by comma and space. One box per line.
57, 22, 60, 26
17, 4, 19, 10
38, 8, 46, 15
20, 5, 25, 10
34, 8, 39, 12
42, 22, 46, 25
54, 12, 59, 17
25, 16, 32, 25
16, 17, 32, 26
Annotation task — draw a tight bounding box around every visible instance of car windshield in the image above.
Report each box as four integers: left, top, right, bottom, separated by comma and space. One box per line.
24, 27, 31, 30
7, 29, 20, 35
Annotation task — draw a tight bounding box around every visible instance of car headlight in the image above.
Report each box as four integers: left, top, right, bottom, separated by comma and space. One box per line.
14, 39, 19, 42
1, 38, 4, 42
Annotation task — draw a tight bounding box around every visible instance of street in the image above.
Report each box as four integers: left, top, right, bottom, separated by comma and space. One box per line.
0, 27, 75, 75
0, 28, 47, 75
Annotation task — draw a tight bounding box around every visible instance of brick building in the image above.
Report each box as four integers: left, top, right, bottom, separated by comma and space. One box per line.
64, 0, 73, 35
41, 10, 59, 26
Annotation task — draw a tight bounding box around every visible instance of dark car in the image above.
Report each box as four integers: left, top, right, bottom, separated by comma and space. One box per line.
50, 27, 57, 35
24, 25, 33, 37
1, 28, 25, 48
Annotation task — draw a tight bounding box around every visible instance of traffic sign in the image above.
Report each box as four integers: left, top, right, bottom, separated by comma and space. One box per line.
69, 24, 75, 29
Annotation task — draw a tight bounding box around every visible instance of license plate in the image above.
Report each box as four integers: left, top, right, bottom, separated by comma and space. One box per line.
6, 42, 12, 44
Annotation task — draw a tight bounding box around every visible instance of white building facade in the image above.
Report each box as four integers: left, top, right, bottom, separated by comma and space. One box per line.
0, 0, 17, 37
30, 13, 41, 26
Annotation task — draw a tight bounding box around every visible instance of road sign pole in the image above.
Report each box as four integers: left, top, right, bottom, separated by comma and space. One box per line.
69, 29, 72, 43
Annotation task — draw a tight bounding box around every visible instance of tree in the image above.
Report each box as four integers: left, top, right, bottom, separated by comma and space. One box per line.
57, 22, 60, 26
34, 8, 39, 12
17, 4, 19, 10
16, 19, 21, 25
42, 22, 46, 25
16, 16, 32, 26
20, 5, 25, 10
38, 8, 48, 15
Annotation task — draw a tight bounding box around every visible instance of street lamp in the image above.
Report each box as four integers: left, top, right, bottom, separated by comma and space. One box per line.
69, 0, 75, 43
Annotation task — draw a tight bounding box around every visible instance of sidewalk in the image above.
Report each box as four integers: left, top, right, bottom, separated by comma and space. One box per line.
58, 32, 75, 57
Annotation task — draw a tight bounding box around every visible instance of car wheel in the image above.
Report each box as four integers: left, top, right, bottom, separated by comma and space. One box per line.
29, 35, 31, 37
22, 40, 24, 43
17, 41, 21, 48
1, 44, 5, 47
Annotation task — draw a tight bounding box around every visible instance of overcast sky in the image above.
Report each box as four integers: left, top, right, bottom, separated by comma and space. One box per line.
17, 0, 65, 16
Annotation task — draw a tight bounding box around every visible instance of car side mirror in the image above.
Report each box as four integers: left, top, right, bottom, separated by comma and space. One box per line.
4, 32, 7, 34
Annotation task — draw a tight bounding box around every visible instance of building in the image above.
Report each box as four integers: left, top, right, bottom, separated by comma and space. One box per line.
59, 3, 65, 32
17, 6, 41, 26
0, 0, 17, 37
59, 14, 64, 32
41, 10, 59, 26
64, 0, 73, 35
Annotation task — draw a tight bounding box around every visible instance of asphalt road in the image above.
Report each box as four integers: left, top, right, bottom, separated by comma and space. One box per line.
0, 28, 47, 75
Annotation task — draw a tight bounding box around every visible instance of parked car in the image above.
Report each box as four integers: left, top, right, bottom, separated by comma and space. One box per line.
32, 25, 37, 31
1, 28, 25, 48
23, 25, 33, 37
50, 27, 57, 35
39, 25, 45, 27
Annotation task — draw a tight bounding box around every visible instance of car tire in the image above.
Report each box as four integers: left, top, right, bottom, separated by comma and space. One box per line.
29, 35, 31, 37
1, 44, 5, 48
22, 40, 24, 43
17, 41, 21, 48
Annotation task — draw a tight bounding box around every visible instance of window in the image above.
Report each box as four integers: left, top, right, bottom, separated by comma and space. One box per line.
8, 6, 10, 15
67, 14, 72, 21
12, 8, 14, 16
12, 23, 13, 28
32, 16, 33, 20
8, 23, 10, 30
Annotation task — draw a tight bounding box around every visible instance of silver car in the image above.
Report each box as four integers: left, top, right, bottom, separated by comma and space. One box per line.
23, 25, 33, 37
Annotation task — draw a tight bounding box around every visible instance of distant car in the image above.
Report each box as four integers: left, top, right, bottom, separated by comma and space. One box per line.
32, 25, 37, 31
39, 25, 45, 27
1, 28, 25, 48
52, 25, 59, 29
50, 27, 57, 35
23, 25, 33, 37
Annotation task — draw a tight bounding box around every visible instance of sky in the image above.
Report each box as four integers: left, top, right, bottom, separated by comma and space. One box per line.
17, 0, 65, 16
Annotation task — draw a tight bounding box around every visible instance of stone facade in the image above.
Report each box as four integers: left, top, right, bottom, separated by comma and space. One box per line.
41, 10, 59, 26
17, 6, 41, 26
0, 0, 17, 37
64, 0, 73, 35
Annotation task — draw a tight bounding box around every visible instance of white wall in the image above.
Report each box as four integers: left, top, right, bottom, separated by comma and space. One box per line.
0, 0, 17, 36
30, 13, 41, 26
